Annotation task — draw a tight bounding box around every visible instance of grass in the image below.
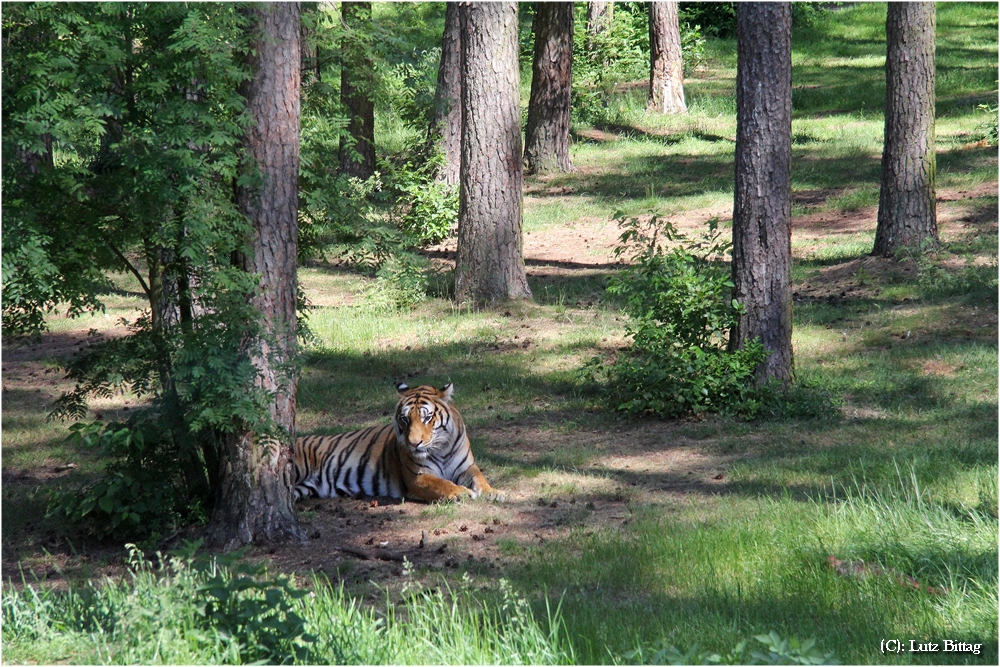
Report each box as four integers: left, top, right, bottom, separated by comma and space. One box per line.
2, 3, 997, 665
2, 548, 574, 665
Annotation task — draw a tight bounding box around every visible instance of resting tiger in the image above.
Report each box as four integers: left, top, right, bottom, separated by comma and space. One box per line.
292, 383, 494, 502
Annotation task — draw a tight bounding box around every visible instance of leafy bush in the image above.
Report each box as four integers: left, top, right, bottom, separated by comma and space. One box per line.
680, 2, 737, 38
681, 23, 707, 74
976, 102, 998, 146
386, 145, 458, 247
47, 417, 209, 543
586, 215, 766, 418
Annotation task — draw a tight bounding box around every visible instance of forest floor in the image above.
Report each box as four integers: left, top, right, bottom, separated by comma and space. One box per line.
4, 177, 995, 599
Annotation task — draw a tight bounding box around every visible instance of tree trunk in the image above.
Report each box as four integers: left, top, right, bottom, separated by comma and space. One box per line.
300, 2, 321, 86
523, 2, 575, 175
647, 1, 686, 114
429, 2, 462, 186
338, 1, 375, 180
729, 2, 793, 386
873, 2, 937, 257
206, 2, 305, 550
455, 1, 532, 304
586, 1, 613, 54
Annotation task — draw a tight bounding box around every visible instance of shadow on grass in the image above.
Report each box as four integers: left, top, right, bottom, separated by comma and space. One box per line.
299, 320, 996, 504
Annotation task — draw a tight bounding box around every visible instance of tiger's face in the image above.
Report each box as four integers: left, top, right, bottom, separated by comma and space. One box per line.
394, 383, 456, 457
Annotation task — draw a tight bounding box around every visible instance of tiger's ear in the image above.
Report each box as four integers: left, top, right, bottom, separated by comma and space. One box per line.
396, 382, 409, 396
440, 383, 454, 402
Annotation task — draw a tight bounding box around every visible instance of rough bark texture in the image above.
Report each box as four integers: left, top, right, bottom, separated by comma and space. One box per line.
523, 2, 575, 175
338, 1, 375, 179
873, 2, 937, 257
206, 2, 305, 550
647, 1, 686, 114
429, 2, 462, 186
729, 2, 793, 385
455, 1, 532, 304
586, 1, 613, 52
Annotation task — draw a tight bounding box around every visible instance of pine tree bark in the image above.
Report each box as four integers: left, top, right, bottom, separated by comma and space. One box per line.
455, 1, 532, 304
873, 2, 937, 257
647, 1, 686, 114
206, 2, 305, 550
429, 2, 462, 186
729, 2, 793, 385
338, 1, 375, 180
524, 2, 575, 175
586, 1, 613, 54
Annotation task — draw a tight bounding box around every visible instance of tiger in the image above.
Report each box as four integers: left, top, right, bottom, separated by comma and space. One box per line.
292, 383, 495, 503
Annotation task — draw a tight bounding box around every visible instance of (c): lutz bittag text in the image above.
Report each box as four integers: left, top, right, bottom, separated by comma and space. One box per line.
880, 639, 982, 655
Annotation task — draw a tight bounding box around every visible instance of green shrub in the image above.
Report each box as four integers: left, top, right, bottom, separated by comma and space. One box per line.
47, 417, 208, 543
586, 215, 765, 418
387, 146, 458, 247
977, 102, 999, 145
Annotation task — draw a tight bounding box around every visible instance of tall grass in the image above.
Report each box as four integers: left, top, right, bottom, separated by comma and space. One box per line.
2, 547, 573, 665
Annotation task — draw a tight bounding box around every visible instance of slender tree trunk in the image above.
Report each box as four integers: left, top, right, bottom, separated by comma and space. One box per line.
647, 1, 686, 114
206, 2, 305, 550
429, 2, 462, 186
338, 1, 375, 179
873, 2, 937, 257
455, 1, 531, 304
523, 2, 575, 175
729, 2, 793, 386
300, 2, 320, 86
586, 1, 613, 54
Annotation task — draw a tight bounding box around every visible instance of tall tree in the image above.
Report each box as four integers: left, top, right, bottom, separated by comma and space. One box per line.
455, 1, 532, 304
729, 2, 793, 385
523, 2, 575, 174
206, 2, 305, 550
873, 2, 938, 257
429, 2, 462, 186
647, 1, 686, 114
586, 1, 613, 54
338, 1, 375, 179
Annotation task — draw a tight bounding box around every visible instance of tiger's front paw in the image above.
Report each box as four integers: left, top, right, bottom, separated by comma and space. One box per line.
442, 486, 474, 502
484, 489, 507, 503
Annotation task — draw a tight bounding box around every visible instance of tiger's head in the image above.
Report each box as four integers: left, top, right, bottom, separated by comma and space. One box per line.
393, 383, 459, 458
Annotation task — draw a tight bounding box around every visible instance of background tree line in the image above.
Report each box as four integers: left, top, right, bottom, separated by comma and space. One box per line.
2, 1, 944, 548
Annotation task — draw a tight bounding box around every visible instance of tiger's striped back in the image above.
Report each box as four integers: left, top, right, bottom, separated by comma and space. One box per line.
293, 426, 405, 499
292, 383, 493, 502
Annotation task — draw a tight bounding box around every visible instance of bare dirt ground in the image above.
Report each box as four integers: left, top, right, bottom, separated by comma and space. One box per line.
2, 183, 996, 594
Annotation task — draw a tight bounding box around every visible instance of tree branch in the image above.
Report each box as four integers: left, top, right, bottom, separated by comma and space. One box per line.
105, 238, 151, 300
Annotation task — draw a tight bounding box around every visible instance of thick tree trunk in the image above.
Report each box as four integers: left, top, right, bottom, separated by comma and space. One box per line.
338, 1, 375, 180
455, 1, 532, 304
429, 2, 462, 186
647, 1, 686, 114
873, 2, 937, 257
523, 2, 575, 175
729, 2, 793, 386
586, 1, 613, 53
206, 2, 305, 550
